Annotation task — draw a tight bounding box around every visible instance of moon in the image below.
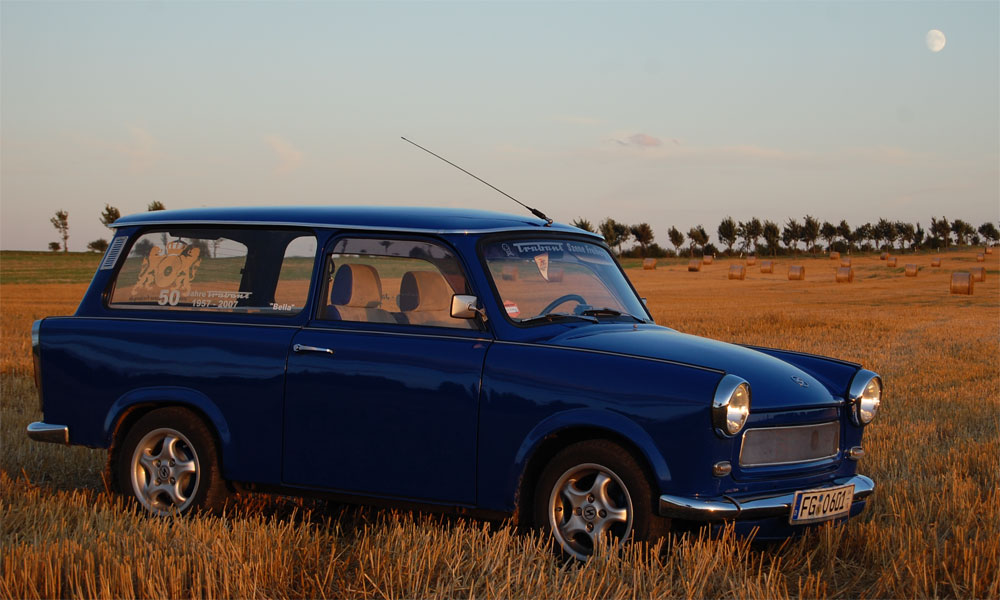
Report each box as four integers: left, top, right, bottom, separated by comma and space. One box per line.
926, 29, 946, 53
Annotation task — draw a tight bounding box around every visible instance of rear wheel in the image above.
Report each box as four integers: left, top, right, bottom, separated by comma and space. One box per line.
117, 407, 228, 515
533, 439, 663, 560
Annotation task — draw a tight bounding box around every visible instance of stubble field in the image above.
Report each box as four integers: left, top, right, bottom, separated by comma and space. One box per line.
1, 249, 998, 599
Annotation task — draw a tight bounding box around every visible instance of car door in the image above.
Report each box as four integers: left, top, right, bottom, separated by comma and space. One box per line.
282, 236, 491, 504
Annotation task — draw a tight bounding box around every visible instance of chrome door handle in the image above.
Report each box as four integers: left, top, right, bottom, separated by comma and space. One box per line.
293, 344, 335, 355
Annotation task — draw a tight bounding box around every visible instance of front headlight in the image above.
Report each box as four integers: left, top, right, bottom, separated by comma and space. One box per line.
713, 375, 751, 436
849, 370, 882, 425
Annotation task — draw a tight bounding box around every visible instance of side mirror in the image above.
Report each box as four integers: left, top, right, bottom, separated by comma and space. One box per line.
450, 294, 482, 319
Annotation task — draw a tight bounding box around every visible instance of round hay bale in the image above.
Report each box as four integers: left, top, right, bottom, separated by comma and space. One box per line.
759, 260, 774, 274
931, 257, 942, 267
728, 264, 746, 280
830, 251, 840, 260
501, 265, 519, 281
976, 253, 985, 262
880, 251, 888, 260
887, 256, 897, 267
904, 264, 918, 277
986, 246, 993, 255
642, 258, 657, 270
787, 265, 805, 280
703, 255, 714, 265
840, 257, 852, 267
746, 256, 757, 266
687, 259, 702, 272
971, 267, 986, 282
950, 272, 974, 295
836, 267, 854, 283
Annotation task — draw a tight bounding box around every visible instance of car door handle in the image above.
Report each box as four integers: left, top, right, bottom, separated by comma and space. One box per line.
293, 344, 335, 356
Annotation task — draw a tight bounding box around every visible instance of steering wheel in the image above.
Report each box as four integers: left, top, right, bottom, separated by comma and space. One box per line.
540, 294, 587, 316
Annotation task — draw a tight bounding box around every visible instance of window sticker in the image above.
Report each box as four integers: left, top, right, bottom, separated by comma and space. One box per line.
503, 300, 521, 318
513, 242, 563, 254
187, 290, 253, 309
534, 253, 550, 281
130, 241, 202, 301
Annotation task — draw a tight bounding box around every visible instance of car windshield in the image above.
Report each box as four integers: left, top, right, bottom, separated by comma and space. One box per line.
482, 238, 649, 324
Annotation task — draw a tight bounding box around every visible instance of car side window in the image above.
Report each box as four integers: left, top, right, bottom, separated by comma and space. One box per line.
109, 228, 316, 315
318, 238, 474, 329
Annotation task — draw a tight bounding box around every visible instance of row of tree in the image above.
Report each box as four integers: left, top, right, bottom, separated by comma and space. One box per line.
48, 202, 165, 253
50, 206, 998, 257
572, 216, 1000, 258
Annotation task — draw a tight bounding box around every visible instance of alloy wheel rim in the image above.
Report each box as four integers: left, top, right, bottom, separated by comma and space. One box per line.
130, 427, 200, 515
547, 462, 633, 560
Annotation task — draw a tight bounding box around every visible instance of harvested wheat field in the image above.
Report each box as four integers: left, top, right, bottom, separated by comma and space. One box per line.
2, 249, 998, 599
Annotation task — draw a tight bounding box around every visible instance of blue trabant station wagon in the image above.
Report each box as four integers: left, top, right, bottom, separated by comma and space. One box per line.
28, 206, 881, 560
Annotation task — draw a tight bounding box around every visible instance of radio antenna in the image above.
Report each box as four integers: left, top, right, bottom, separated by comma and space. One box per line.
401, 136, 552, 226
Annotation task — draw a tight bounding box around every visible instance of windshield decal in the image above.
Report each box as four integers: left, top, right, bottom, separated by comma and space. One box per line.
503, 301, 521, 318
534, 253, 550, 281
513, 242, 563, 254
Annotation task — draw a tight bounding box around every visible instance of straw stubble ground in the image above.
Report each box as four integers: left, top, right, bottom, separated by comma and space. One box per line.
1, 250, 997, 599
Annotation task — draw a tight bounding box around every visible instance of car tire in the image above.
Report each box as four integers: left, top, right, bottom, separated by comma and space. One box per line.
116, 407, 228, 516
533, 439, 665, 560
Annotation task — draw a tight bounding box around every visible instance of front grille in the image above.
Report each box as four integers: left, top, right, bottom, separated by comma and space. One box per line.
739, 422, 840, 467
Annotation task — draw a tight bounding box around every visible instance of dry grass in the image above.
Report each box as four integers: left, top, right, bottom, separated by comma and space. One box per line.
2, 249, 999, 599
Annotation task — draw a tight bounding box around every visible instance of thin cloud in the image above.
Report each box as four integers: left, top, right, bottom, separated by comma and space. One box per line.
613, 133, 664, 148
838, 145, 932, 166
69, 126, 164, 172
602, 138, 952, 170
265, 135, 304, 174
121, 126, 162, 172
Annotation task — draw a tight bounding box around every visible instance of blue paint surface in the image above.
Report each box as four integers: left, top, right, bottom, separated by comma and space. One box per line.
33, 208, 876, 535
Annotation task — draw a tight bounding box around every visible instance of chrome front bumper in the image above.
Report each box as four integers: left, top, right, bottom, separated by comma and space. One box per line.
26, 422, 69, 445
659, 474, 874, 521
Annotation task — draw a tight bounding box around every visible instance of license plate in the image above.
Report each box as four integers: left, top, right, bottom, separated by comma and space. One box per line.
789, 484, 855, 525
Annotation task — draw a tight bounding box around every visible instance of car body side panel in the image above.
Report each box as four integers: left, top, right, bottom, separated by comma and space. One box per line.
282, 325, 489, 504
37, 317, 295, 484
477, 342, 726, 513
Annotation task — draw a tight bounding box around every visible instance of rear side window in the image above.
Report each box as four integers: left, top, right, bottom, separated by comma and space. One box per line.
109, 228, 316, 315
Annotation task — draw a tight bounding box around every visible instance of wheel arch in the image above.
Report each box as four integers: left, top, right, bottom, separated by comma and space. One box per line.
512, 411, 670, 526
104, 388, 231, 488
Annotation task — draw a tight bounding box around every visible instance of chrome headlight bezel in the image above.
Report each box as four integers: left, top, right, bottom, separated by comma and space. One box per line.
848, 370, 882, 426
32, 319, 43, 413
712, 374, 751, 437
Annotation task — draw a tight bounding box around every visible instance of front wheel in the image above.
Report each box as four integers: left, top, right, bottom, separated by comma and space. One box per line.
117, 407, 228, 515
533, 440, 664, 560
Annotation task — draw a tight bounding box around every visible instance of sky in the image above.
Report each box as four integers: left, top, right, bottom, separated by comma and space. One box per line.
2, 1, 998, 251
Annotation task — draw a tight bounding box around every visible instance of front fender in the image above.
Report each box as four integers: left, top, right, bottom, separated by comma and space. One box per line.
513, 407, 672, 495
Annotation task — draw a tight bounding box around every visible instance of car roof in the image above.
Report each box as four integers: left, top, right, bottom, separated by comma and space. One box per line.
112, 206, 600, 237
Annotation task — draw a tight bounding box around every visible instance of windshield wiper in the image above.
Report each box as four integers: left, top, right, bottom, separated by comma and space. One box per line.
580, 307, 648, 323
519, 312, 599, 325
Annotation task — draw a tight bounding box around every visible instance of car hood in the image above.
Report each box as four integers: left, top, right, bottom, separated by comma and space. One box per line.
545, 325, 841, 410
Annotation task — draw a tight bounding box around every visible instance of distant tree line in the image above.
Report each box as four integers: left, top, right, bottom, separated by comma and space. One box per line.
46, 205, 998, 256
572, 215, 1000, 258
48, 202, 166, 252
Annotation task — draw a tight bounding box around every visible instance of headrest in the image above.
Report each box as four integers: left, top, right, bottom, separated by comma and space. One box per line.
399, 271, 453, 312
330, 264, 383, 308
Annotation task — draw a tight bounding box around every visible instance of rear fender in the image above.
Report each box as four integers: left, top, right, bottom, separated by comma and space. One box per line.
104, 387, 232, 450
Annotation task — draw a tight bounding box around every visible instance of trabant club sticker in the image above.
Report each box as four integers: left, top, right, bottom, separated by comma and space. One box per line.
534, 253, 550, 281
